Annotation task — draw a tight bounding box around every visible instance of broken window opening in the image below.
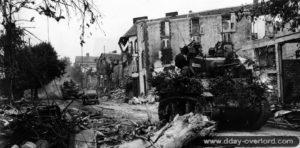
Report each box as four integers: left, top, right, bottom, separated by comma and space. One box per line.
160, 21, 171, 37
162, 39, 171, 49
190, 17, 200, 35
255, 46, 276, 69
222, 13, 236, 32
222, 33, 232, 42
129, 41, 133, 54
134, 40, 138, 54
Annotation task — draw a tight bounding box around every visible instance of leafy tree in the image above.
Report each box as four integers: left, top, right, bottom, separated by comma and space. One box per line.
253, 0, 300, 31
14, 42, 66, 99
0, 0, 100, 44
0, 0, 101, 100
0, 25, 26, 99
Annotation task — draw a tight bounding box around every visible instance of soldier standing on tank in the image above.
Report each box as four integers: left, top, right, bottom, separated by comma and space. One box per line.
175, 46, 195, 76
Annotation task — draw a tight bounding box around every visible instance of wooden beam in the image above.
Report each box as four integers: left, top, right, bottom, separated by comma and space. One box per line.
275, 43, 284, 103
241, 32, 300, 51
241, 39, 276, 51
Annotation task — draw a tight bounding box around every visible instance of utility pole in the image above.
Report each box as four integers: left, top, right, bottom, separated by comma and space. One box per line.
47, 17, 50, 42
81, 45, 84, 89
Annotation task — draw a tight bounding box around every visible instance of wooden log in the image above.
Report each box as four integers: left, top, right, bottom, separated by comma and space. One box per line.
112, 113, 215, 148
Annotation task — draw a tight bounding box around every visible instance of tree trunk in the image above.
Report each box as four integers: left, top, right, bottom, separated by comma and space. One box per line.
115, 113, 215, 148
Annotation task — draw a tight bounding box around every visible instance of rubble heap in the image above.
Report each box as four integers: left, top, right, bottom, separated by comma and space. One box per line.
109, 88, 127, 103
0, 103, 159, 148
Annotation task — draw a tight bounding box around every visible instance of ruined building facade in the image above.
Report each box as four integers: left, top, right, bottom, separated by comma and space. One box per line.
119, 3, 300, 103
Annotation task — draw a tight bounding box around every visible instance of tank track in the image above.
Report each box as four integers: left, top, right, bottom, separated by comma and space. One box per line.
158, 96, 271, 130
158, 96, 214, 124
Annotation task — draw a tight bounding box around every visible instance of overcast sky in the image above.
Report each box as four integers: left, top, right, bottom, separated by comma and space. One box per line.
22, 0, 254, 63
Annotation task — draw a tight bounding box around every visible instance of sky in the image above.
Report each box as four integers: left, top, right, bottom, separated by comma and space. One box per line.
20, 0, 254, 63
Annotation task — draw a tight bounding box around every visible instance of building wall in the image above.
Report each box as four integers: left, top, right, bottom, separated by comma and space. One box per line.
169, 18, 191, 57
282, 43, 298, 60
74, 62, 97, 89
147, 15, 223, 69
145, 13, 253, 69
121, 36, 138, 79
232, 17, 252, 49
147, 21, 161, 66
136, 21, 148, 95
252, 16, 266, 39
199, 15, 222, 53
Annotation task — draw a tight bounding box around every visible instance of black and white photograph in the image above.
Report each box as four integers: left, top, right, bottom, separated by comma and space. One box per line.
0, 0, 300, 147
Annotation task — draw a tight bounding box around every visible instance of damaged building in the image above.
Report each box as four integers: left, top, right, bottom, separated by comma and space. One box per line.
119, 1, 300, 104
74, 53, 98, 89
96, 52, 122, 95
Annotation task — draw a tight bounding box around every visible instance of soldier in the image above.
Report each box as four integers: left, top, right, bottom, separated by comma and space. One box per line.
175, 46, 195, 75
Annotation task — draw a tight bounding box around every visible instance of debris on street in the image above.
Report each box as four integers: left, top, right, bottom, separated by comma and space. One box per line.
109, 89, 127, 103
2, 0, 300, 148
115, 113, 215, 148
267, 104, 300, 130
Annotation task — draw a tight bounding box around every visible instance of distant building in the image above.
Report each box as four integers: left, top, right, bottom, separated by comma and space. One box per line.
75, 53, 98, 72
96, 53, 121, 94
74, 53, 98, 89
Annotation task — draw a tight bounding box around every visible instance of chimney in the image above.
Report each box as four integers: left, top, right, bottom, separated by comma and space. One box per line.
165, 11, 178, 17
133, 16, 148, 24
86, 53, 89, 57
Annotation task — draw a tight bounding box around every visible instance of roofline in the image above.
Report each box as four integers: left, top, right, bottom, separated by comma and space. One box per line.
146, 4, 253, 22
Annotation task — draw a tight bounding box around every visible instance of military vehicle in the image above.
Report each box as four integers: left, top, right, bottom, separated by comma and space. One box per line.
155, 41, 271, 130
82, 90, 99, 105
61, 80, 83, 100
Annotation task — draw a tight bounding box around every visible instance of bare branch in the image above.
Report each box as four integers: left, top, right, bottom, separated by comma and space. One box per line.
23, 29, 43, 42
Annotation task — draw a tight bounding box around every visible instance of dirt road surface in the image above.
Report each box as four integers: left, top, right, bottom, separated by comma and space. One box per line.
57, 99, 300, 147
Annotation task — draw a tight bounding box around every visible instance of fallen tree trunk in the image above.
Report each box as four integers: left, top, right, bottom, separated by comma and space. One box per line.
113, 113, 215, 148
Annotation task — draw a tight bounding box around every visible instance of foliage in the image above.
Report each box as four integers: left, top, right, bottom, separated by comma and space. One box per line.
151, 69, 268, 108
0, 0, 101, 46
0, 26, 26, 98
0, 0, 101, 100
209, 76, 268, 108
20, 42, 66, 88
1, 42, 66, 99
150, 70, 204, 97
253, 0, 300, 31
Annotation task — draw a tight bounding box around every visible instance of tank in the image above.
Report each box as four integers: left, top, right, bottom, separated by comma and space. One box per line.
153, 41, 271, 130
61, 80, 83, 100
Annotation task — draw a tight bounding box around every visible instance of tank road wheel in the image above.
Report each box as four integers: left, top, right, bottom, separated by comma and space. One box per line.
247, 99, 271, 130
158, 96, 214, 124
